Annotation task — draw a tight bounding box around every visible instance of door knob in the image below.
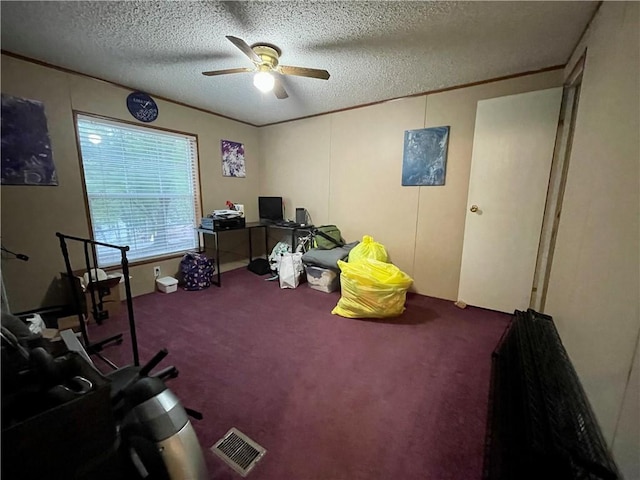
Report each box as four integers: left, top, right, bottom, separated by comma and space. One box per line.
470, 205, 479, 213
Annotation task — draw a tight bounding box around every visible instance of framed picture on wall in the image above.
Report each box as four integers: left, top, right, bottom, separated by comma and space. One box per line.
221, 139, 246, 178
1, 94, 58, 186
401, 126, 450, 186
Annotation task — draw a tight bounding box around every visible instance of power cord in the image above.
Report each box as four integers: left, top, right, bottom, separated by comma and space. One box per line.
1, 245, 29, 261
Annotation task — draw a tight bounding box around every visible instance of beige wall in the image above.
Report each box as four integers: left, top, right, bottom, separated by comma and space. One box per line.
545, 2, 639, 477
1, 55, 260, 312
328, 97, 425, 277
259, 115, 332, 223
1, 55, 560, 311
260, 70, 562, 298
613, 344, 639, 480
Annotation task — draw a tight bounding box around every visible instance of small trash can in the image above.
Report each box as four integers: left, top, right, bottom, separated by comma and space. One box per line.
156, 276, 178, 293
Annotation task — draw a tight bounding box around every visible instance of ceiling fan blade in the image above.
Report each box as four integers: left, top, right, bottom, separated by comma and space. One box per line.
226, 35, 261, 64
273, 76, 289, 100
279, 65, 330, 80
202, 67, 253, 76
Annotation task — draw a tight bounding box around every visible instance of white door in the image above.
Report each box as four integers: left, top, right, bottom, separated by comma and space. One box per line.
458, 88, 562, 313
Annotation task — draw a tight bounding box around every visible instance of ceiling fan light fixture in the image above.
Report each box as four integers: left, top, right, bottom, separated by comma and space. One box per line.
253, 71, 275, 92
203, 36, 329, 100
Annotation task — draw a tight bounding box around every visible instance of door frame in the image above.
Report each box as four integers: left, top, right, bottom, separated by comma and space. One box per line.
530, 53, 586, 312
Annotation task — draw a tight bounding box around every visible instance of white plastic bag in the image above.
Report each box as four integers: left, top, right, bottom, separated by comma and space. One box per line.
26, 313, 46, 334
269, 241, 291, 274
82, 268, 108, 288
279, 252, 304, 289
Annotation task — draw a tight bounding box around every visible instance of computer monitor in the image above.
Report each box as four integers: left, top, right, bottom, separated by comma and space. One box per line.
258, 196, 284, 222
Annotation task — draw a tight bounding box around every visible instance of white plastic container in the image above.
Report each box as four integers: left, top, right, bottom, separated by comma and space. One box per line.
156, 276, 178, 294
305, 266, 339, 293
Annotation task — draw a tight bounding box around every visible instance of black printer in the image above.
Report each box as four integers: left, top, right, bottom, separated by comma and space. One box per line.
200, 215, 246, 231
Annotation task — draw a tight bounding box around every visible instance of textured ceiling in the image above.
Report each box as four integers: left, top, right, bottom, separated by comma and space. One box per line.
1, 1, 597, 126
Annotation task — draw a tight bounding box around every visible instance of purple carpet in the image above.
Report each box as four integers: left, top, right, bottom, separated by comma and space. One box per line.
89, 267, 510, 480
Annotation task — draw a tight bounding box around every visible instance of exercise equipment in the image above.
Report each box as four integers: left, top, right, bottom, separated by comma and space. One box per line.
113, 349, 208, 479
2, 332, 208, 480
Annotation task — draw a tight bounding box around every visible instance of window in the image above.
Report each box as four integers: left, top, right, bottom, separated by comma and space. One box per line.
76, 114, 201, 266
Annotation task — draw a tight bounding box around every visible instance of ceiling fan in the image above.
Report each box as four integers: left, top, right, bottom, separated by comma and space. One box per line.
202, 36, 330, 99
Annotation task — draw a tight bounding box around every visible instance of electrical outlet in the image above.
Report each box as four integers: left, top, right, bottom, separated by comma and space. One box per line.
153, 266, 161, 278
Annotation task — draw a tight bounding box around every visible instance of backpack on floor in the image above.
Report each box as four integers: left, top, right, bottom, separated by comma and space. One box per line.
248, 258, 271, 276
180, 252, 215, 290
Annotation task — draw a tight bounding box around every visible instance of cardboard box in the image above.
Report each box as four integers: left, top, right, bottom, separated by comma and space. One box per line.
61, 272, 122, 323
42, 328, 62, 354
57, 315, 82, 332
85, 276, 121, 301
42, 324, 80, 357
84, 288, 122, 323
41, 328, 59, 340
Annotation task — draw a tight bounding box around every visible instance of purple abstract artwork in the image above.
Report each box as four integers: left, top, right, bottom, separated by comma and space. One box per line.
221, 139, 246, 178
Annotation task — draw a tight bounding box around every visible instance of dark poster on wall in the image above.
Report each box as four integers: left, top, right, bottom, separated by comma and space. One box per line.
1, 94, 58, 185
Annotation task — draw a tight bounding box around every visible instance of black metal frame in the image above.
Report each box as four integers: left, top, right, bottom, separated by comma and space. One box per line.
197, 223, 270, 287
483, 309, 619, 480
56, 232, 140, 368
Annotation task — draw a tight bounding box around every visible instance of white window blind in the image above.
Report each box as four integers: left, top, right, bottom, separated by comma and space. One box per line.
76, 114, 201, 266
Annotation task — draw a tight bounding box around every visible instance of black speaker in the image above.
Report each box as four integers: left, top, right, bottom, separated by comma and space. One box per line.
295, 208, 306, 224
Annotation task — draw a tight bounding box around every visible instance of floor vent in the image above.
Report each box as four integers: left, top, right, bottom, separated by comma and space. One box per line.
211, 427, 266, 477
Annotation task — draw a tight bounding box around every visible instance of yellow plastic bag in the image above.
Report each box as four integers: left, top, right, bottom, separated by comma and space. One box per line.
348, 235, 389, 263
331, 259, 413, 318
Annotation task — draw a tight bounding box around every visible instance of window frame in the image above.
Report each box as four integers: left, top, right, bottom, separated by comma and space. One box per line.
73, 111, 204, 267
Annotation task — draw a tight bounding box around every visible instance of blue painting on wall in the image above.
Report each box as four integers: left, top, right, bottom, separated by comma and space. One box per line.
1, 94, 58, 185
402, 126, 450, 186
